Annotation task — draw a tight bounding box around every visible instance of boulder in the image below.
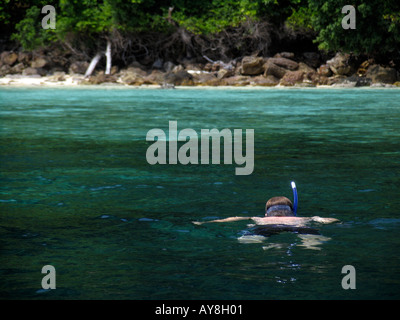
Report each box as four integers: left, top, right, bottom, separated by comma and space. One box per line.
47, 71, 66, 82
274, 52, 295, 59
1, 51, 18, 66
164, 70, 193, 85
326, 52, 354, 76
10, 62, 25, 74
298, 62, 315, 73
119, 67, 147, 85
268, 57, 298, 70
18, 52, 32, 64
172, 64, 184, 73
0, 64, 11, 76
357, 59, 373, 76
317, 64, 332, 77
250, 75, 279, 86
125, 66, 148, 77
86, 73, 117, 84
240, 56, 265, 75
144, 70, 165, 85
192, 72, 219, 86
31, 57, 49, 69
217, 68, 233, 79
263, 60, 287, 79
221, 75, 251, 86
120, 73, 142, 85
185, 63, 203, 72
280, 70, 304, 86
22, 67, 46, 76
163, 61, 176, 73
69, 61, 89, 74
366, 65, 397, 84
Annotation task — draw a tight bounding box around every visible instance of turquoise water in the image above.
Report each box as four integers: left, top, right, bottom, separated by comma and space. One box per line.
1, 86, 400, 299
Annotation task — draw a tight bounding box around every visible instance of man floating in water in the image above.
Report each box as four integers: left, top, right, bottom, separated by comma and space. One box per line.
194, 194, 338, 225
193, 182, 340, 248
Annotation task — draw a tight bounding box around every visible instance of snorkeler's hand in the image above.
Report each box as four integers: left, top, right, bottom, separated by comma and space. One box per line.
311, 216, 340, 224
192, 221, 204, 225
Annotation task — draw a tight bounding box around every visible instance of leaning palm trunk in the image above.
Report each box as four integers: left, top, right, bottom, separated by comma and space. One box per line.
84, 39, 112, 77
84, 52, 102, 78
105, 39, 112, 75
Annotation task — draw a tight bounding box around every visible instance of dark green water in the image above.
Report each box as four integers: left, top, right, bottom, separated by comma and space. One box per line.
1, 87, 399, 299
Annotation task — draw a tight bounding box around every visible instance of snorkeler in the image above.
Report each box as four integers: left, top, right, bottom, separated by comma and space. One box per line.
193, 182, 339, 236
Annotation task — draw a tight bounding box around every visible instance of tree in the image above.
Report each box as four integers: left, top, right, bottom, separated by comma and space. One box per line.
308, 0, 400, 57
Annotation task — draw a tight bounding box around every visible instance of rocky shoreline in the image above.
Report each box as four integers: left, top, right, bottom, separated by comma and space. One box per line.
1, 50, 399, 88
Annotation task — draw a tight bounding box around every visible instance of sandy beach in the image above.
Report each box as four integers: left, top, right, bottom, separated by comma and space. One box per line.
1, 73, 399, 89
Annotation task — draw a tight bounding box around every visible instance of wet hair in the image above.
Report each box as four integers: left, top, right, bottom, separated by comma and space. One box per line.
265, 196, 294, 217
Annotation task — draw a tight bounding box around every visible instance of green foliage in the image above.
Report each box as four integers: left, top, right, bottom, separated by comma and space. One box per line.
10, 5, 57, 50
4, 0, 400, 57
286, 6, 314, 31
173, 0, 259, 34
309, 0, 400, 55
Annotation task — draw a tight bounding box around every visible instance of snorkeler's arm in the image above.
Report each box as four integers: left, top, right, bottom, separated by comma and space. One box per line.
192, 216, 251, 225
310, 216, 340, 224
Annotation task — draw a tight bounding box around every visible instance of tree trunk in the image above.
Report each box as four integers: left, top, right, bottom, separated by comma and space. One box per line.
105, 39, 112, 75
84, 52, 102, 78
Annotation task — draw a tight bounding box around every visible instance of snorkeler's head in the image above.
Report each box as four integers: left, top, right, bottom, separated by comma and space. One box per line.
265, 196, 294, 217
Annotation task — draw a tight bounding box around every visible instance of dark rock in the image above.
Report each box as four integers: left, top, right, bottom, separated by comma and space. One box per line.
268, 57, 299, 70
317, 64, 332, 77
152, 58, 163, 70
274, 52, 295, 59
10, 62, 25, 74
22, 67, 46, 76
263, 60, 287, 79
0, 64, 11, 76
31, 57, 49, 69
69, 61, 89, 74
1, 51, 18, 66
357, 59, 374, 76
18, 52, 32, 65
326, 52, 354, 76
221, 75, 251, 86
164, 70, 193, 85
303, 52, 320, 69
251, 75, 279, 86
366, 64, 397, 84
163, 61, 176, 73
86, 73, 117, 84
144, 70, 165, 85
192, 72, 219, 86
47, 71, 66, 82
217, 68, 233, 79
240, 56, 265, 75
280, 70, 304, 86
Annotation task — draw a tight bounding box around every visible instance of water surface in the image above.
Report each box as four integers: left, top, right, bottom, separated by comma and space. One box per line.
1, 87, 400, 299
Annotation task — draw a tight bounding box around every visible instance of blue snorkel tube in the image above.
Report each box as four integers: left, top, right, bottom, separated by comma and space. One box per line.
291, 181, 298, 216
